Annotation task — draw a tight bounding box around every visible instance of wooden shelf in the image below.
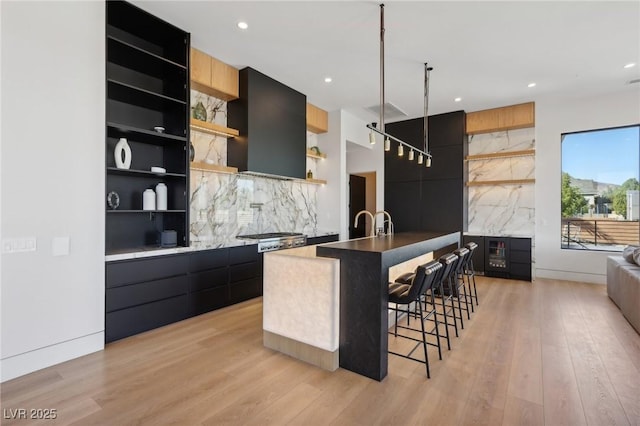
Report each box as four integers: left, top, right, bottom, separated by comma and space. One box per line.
190, 162, 238, 174
305, 178, 327, 185
466, 179, 535, 187
306, 149, 327, 160
466, 149, 535, 161
190, 118, 239, 138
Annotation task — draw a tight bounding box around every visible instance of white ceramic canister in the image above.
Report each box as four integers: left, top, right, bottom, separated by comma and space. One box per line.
155, 183, 167, 211
143, 189, 156, 210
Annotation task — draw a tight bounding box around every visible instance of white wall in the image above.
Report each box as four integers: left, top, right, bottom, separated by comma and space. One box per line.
1, 1, 105, 381
344, 111, 385, 234
535, 88, 640, 284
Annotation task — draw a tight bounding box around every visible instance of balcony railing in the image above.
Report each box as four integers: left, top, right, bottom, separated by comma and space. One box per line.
562, 218, 639, 250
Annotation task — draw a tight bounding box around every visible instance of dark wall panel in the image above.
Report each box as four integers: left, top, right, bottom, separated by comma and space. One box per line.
384, 111, 467, 235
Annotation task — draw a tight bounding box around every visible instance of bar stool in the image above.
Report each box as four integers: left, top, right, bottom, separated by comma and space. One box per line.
464, 242, 480, 306
388, 260, 443, 378
452, 247, 472, 325
432, 253, 459, 341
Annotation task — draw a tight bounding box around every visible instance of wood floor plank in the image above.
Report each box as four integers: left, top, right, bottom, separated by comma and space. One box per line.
2, 278, 639, 426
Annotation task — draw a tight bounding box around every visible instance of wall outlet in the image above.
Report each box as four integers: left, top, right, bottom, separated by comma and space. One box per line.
1, 237, 37, 254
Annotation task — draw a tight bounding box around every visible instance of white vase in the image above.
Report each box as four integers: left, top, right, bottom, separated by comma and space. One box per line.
143, 189, 156, 210
114, 138, 132, 169
155, 183, 167, 211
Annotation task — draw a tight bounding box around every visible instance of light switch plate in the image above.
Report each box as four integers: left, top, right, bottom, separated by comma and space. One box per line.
1, 237, 37, 254
52, 237, 70, 256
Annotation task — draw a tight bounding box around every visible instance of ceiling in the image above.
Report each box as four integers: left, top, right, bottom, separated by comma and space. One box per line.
133, 1, 640, 121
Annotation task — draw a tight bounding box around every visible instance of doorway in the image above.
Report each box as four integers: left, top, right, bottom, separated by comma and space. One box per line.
349, 174, 367, 239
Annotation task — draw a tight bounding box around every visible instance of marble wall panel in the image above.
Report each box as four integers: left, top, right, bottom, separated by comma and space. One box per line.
190, 172, 319, 247
467, 127, 535, 237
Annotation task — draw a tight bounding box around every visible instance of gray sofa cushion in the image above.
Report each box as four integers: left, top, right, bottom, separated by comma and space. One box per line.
607, 256, 640, 334
622, 245, 639, 264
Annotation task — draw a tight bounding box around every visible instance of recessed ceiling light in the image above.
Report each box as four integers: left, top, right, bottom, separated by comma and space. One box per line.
324, 77, 332, 83
237, 22, 248, 30
527, 82, 536, 88
624, 63, 636, 69
454, 97, 462, 102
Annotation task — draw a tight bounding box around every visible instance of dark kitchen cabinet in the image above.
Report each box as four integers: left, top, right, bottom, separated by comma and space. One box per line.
106, 244, 263, 343
227, 67, 307, 179
385, 111, 467, 234
105, 1, 190, 254
509, 237, 532, 281
106, 253, 189, 342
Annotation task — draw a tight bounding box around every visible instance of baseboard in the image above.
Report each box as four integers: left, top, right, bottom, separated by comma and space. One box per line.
263, 330, 338, 371
535, 268, 606, 285
1, 332, 104, 382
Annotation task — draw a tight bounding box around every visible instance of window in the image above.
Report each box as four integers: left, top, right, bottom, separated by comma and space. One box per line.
561, 125, 640, 251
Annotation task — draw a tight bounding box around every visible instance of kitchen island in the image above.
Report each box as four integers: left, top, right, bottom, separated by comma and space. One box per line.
317, 231, 460, 381
263, 231, 459, 381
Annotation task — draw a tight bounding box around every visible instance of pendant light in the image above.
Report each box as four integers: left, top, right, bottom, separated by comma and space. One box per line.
366, 4, 433, 167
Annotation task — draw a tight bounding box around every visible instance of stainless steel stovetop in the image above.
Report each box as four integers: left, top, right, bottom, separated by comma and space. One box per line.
236, 232, 307, 252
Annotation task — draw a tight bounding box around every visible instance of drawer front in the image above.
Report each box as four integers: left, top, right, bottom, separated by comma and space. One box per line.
307, 234, 339, 245
510, 237, 531, 251
229, 245, 258, 265
229, 277, 261, 303
510, 262, 532, 281
189, 286, 229, 316
106, 275, 188, 313
189, 248, 229, 273
189, 267, 228, 292
510, 250, 531, 264
106, 254, 188, 288
105, 294, 188, 343
229, 262, 261, 283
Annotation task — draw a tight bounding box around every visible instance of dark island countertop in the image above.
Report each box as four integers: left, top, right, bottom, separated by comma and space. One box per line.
317, 231, 458, 253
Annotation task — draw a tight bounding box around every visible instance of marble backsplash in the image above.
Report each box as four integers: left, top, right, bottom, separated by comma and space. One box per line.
467, 127, 535, 236
190, 172, 318, 247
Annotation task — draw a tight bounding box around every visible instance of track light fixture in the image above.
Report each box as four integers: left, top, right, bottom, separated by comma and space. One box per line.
366, 4, 433, 167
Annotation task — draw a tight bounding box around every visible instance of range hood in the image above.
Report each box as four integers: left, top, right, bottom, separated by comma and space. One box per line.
227, 67, 307, 180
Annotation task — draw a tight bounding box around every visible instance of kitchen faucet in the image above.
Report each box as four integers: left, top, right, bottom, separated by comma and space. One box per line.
354, 210, 375, 237
374, 211, 394, 235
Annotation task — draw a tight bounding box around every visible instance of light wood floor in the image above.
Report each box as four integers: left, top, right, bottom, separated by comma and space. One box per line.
2, 277, 639, 425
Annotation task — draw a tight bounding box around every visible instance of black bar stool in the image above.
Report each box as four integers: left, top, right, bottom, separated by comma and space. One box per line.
433, 253, 459, 341
452, 247, 472, 325
464, 242, 480, 306
388, 260, 443, 378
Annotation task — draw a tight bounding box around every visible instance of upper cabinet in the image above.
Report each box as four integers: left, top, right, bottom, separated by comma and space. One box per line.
466, 102, 535, 134
228, 67, 307, 179
190, 47, 239, 101
306, 103, 329, 133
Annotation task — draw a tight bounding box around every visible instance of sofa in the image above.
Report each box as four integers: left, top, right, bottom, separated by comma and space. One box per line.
607, 255, 640, 333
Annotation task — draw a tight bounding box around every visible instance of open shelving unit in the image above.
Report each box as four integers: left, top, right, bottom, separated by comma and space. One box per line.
189, 118, 239, 138
105, 0, 190, 255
